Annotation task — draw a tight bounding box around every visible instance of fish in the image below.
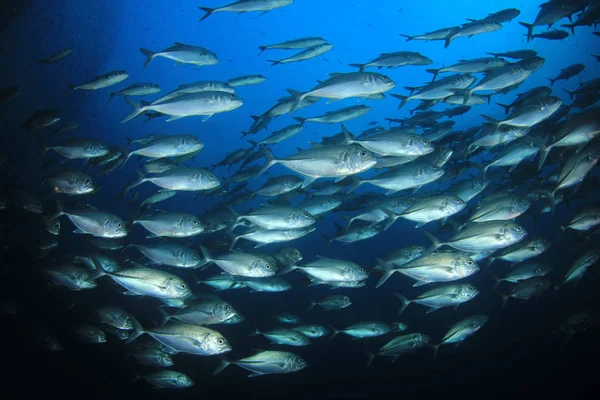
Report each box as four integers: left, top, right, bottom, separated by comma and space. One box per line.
423, 220, 527, 253
366, 333, 430, 367
132, 212, 204, 238
199, 0, 295, 22
127, 319, 231, 356
95, 306, 134, 330
252, 328, 310, 346
229, 205, 315, 230
19, 109, 60, 131
399, 26, 458, 42
37, 48, 73, 63
121, 91, 243, 123
487, 237, 551, 266
258, 37, 327, 53
199, 245, 277, 277
376, 253, 478, 287
562, 207, 600, 232
40, 264, 97, 290
93, 264, 193, 298
159, 298, 238, 325
426, 57, 509, 81
127, 243, 202, 268
394, 284, 479, 314
308, 294, 351, 311
563, 250, 600, 284
430, 315, 489, 358
444, 21, 503, 48
66, 71, 129, 93
250, 124, 303, 146
267, 43, 333, 66
226, 75, 267, 87
287, 72, 395, 112
47, 201, 127, 238
349, 51, 432, 71
330, 322, 391, 339
139, 42, 218, 68
134, 370, 194, 389
42, 169, 95, 195
294, 105, 370, 125
108, 82, 161, 102
256, 145, 377, 188
214, 350, 306, 377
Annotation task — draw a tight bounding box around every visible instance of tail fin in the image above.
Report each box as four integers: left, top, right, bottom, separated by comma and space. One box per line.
489, 271, 502, 291
287, 89, 307, 114
537, 143, 554, 171
422, 230, 443, 255
139, 48, 155, 69
591, 54, 600, 63
198, 7, 216, 22
107, 93, 117, 103
255, 147, 279, 178
430, 344, 440, 360
267, 60, 281, 67
393, 292, 411, 315
65, 84, 77, 94
348, 63, 365, 72
155, 306, 171, 326
294, 117, 307, 125
563, 88, 575, 100
121, 170, 147, 197
452, 89, 474, 106
481, 114, 500, 132
346, 176, 364, 194
425, 69, 439, 82
495, 103, 511, 115
121, 98, 148, 123
213, 359, 232, 376
533, 190, 556, 216
364, 349, 375, 368
258, 46, 268, 55
198, 244, 214, 266
43, 200, 65, 225
328, 325, 339, 340
519, 22, 534, 42
547, 77, 556, 87
125, 316, 146, 344
486, 52, 499, 57
375, 258, 398, 289
561, 23, 575, 35
307, 298, 316, 311
398, 34, 414, 42
444, 36, 453, 49
390, 94, 408, 110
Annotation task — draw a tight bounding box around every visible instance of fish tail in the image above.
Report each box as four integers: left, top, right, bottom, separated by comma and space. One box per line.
198, 244, 214, 266
591, 54, 600, 63
469, 161, 488, 180
287, 88, 307, 113
393, 292, 411, 315
307, 298, 316, 311
198, 7, 215, 22
213, 358, 232, 376
481, 114, 500, 132
425, 69, 439, 82
124, 315, 146, 344
266, 59, 281, 66
381, 208, 400, 231
533, 189, 556, 216
547, 77, 556, 87
398, 34, 414, 42
518, 22, 534, 42
42, 200, 65, 227
293, 116, 307, 126
155, 306, 170, 326
107, 93, 116, 103
562, 88, 575, 100
121, 97, 148, 123
257, 46, 268, 55
139, 48, 156, 68
495, 102, 511, 115
327, 324, 339, 340
390, 93, 408, 110
430, 344, 440, 360
121, 169, 147, 197
364, 349, 375, 368
348, 63, 365, 71
64, 84, 77, 94
489, 270, 502, 291
537, 142, 553, 171
444, 36, 453, 48
486, 52, 498, 57
375, 258, 397, 289
421, 229, 442, 255
561, 23, 575, 35
255, 147, 279, 178
346, 176, 364, 194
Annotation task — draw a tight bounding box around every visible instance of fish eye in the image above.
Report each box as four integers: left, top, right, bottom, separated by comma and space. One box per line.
193, 220, 198, 225
265, 264, 271, 269
224, 305, 230, 310
304, 212, 310, 218
466, 260, 473, 266
431, 164, 437, 169
515, 226, 522, 232
117, 223, 123, 228
209, 174, 215, 179
193, 254, 199, 259
217, 338, 224, 345
423, 140, 429, 145
417, 247, 423, 251
359, 268, 364, 272
180, 283, 186, 289
360, 151, 367, 157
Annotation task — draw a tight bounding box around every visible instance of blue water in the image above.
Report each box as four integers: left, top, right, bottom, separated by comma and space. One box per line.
1, 0, 599, 398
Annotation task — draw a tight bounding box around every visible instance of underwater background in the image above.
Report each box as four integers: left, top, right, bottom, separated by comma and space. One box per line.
0, 0, 599, 398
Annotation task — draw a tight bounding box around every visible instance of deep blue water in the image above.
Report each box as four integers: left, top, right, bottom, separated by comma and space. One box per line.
1, 0, 599, 399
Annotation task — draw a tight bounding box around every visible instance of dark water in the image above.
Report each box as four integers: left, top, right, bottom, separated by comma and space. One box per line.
1, 0, 599, 398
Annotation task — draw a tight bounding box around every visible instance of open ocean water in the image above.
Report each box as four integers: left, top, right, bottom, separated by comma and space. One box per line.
0, 0, 599, 399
